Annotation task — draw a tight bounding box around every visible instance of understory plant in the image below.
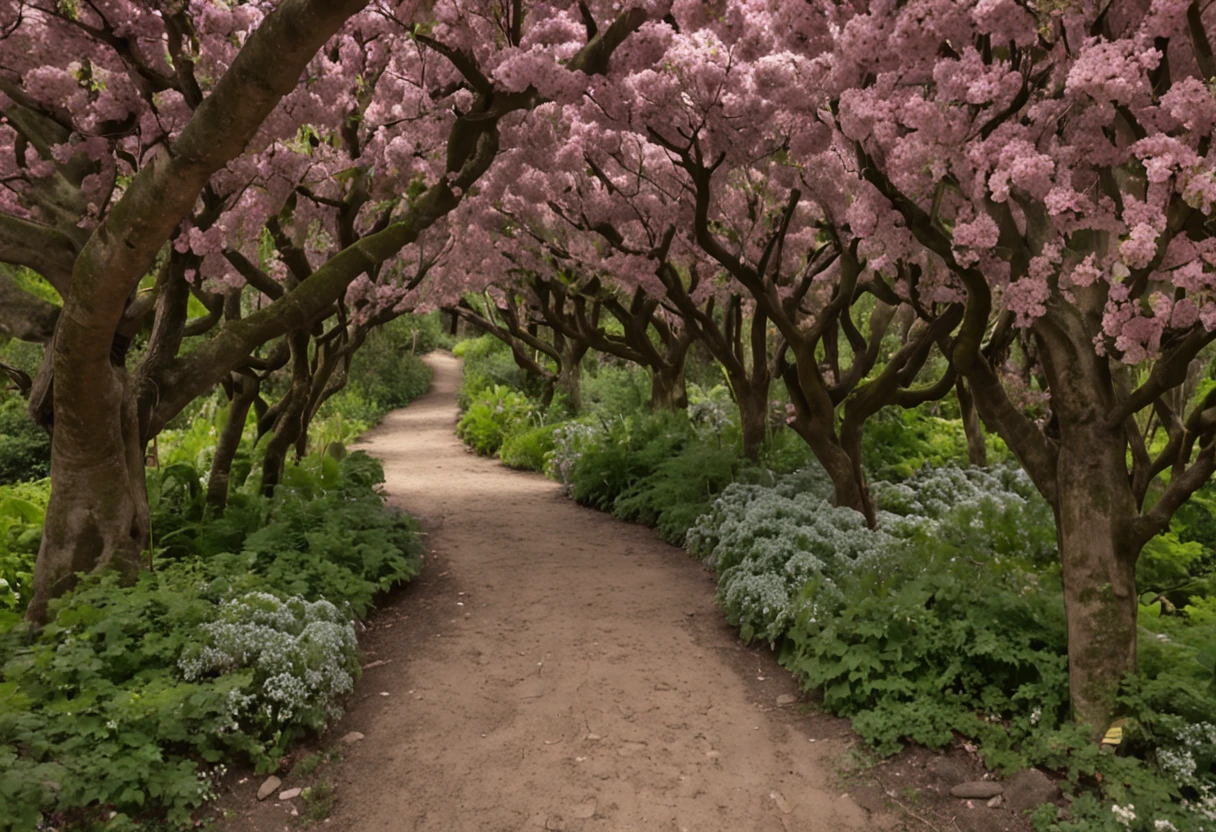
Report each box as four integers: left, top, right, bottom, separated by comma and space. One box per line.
456, 385, 536, 456
689, 464, 1216, 831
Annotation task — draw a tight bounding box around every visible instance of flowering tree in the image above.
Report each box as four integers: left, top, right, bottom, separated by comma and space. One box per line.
526, 10, 964, 515
0, 0, 662, 622
835, 0, 1216, 727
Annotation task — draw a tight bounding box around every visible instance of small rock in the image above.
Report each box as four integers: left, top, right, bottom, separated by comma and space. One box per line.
950, 781, 1003, 800
257, 776, 282, 801
572, 799, 597, 819
776, 694, 797, 706
544, 816, 566, 831
340, 731, 365, 745
770, 791, 793, 814
1004, 768, 1061, 814
987, 795, 1003, 808
279, 788, 302, 800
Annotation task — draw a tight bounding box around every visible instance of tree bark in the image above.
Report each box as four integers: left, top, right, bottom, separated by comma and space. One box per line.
206, 373, 259, 511
1054, 426, 1140, 730
26, 367, 148, 623
556, 338, 587, 413
782, 362, 876, 526
260, 332, 311, 496
735, 382, 768, 461
649, 360, 687, 411
956, 378, 988, 467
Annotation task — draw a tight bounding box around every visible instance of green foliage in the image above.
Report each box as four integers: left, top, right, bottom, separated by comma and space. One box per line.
452, 335, 533, 409
302, 780, 336, 822
0, 398, 50, 485
781, 514, 1070, 760
456, 385, 535, 456
566, 411, 698, 512
499, 423, 560, 471
0, 452, 422, 831
336, 319, 435, 417
860, 404, 1007, 481
613, 441, 739, 544
0, 479, 48, 612
580, 361, 652, 418
686, 464, 1216, 829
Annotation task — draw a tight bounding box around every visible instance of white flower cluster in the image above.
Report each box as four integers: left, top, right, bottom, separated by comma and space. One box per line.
544, 421, 601, 494
688, 481, 893, 642
871, 464, 1030, 521
1112, 803, 1137, 826
179, 592, 359, 728
1159, 720, 1216, 824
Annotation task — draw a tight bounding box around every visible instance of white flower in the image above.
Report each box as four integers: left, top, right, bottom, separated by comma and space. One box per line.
1112, 804, 1136, 826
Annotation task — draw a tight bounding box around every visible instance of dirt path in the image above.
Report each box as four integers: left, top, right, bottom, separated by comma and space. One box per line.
242, 352, 895, 831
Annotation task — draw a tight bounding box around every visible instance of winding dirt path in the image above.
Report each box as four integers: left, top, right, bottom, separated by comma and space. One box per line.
259, 353, 894, 831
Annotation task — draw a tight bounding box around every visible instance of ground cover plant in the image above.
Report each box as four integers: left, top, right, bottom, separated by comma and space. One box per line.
0, 452, 422, 831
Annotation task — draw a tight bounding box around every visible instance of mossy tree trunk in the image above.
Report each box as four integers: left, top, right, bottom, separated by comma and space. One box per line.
956, 377, 988, 467
206, 372, 261, 511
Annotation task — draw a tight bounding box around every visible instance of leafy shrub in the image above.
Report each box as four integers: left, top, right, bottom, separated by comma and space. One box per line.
686, 383, 735, 433
500, 423, 560, 471
565, 411, 698, 511
544, 421, 601, 493
687, 482, 893, 642
0, 452, 422, 831
613, 441, 739, 544
150, 453, 422, 618
0, 398, 50, 485
687, 463, 1216, 830
780, 516, 1071, 760
861, 404, 1007, 481
179, 592, 359, 730
344, 333, 433, 415
580, 360, 651, 418
453, 335, 533, 409
456, 385, 535, 456
0, 479, 48, 611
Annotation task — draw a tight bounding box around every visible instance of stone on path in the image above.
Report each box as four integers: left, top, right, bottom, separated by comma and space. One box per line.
279, 788, 302, 800
776, 694, 796, 706
572, 798, 597, 819
340, 731, 365, 745
256, 776, 281, 801
1004, 768, 1061, 813
950, 781, 1003, 799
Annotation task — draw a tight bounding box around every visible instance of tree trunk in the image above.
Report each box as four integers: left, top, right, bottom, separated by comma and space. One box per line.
26, 367, 148, 624
957, 378, 988, 467
735, 384, 768, 461
649, 362, 687, 411
260, 333, 311, 497
1055, 426, 1140, 731
206, 374, 259, 511
556, 340, 587, 413
782, 361, 876, 526
785, 411, 875, 524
